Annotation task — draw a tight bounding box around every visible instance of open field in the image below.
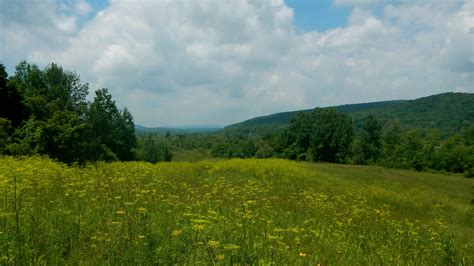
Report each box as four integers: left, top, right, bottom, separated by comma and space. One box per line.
0, 157, 473, 264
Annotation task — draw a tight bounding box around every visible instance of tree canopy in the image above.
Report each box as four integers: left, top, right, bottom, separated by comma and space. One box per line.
0, 61, 136, 164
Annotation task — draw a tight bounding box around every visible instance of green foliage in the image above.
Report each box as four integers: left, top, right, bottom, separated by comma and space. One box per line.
359, 115, 382, 164
0, 64, 27, 127
254, 141, 275, 158
1, 61, 136, 164
226, 100, 402, 132
86, 89, 137, 161
11, 62, 88, 120
350, 136, 364, 164
308, 108, 354, 163
0, 157, 472, 264
7, 118, 45, 156
379, 121, 404, 168
437, 135, 469, 173
135, 134, 172, 163
420, 130, 442, 169
0, 118, 13, 153
283, 108, 353, 163
351, 93, 474, 138
225, 93, 474, 139
41, 111, 90, 164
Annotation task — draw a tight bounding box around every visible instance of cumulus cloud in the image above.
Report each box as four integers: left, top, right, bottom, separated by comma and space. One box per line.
0, 0, 472, 126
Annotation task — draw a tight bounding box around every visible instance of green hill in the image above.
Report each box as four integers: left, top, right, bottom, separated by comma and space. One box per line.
225, 92, 474, 137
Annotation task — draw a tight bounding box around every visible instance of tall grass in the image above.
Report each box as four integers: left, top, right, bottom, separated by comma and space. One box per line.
0, 157, 472, 264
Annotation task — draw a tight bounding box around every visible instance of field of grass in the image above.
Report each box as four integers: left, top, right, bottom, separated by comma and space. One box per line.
172, 149, 214, 162
0, 157, 473, 264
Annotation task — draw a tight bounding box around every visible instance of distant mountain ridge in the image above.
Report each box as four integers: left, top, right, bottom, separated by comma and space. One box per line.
225, 92, 474, 137
135, 124, 224, 134
227, 100, 406, 128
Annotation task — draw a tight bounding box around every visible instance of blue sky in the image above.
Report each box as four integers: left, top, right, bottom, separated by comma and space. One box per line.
285, 0, 351, 31
85, 0, 352, 32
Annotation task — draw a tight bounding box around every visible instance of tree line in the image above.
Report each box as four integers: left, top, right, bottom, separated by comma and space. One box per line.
153, 108, 473, 177
278, 109, 473, 177
0, 62, 137, 164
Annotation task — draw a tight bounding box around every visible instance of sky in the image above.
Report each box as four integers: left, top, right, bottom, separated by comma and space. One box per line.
0, 0, 473, 127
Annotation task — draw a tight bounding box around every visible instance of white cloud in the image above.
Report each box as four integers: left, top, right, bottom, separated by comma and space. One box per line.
74, 0, 92, 16
0, 0, 472, 126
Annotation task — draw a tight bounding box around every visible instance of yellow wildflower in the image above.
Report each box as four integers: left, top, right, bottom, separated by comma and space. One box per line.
207, 240, 220, 248
171, 229, 182, 237
299, 252, 307, 257
192, 224, 205, 231
223, 244, 240, 250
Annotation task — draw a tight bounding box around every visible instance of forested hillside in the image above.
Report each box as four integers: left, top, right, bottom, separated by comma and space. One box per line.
226, 93, 473, 138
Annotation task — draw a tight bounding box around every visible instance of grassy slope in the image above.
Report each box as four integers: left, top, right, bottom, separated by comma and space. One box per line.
1, 157, 472, 264
172, 149, 214, 162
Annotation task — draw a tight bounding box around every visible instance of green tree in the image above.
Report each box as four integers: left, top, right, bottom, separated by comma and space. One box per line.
380, 120, 403, 168
421, 130, 441, 170
11, 62, 88, 120
283, 108, 353, 163
463, 126, 474, 177
282, 112, 313, 160
359, 115, 382, 164
308, 108, 353, 163
41, 111, 91, 164
114, 108, 137, 161
0, 64, 27, 128
401, 129, 424, 170
0, 118, 13, 154
7, 118, 45, 156
135, 134, 172, 163
437, 135, 468, 173
87, 88, 136, 161
350, 136, 365, 164
6, 62, 93, 163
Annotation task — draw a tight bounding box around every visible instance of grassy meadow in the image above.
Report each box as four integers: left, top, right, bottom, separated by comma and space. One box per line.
0, 157, 473, 265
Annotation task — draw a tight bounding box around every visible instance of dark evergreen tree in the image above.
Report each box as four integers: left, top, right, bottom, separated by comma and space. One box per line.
87, 88, 136, 161
115, 107, 137, 161
0, 64, 27, 127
